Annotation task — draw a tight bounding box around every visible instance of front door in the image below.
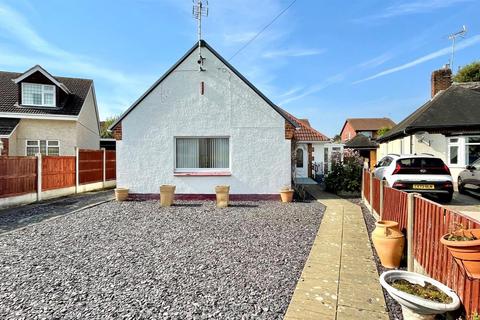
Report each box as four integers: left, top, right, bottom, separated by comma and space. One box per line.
295, 145, 308, 178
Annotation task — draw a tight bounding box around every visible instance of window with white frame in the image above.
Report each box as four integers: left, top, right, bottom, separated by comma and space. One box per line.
26, 140, 60, 156
22, 83, 56, 107
175, 137, 229, 171
447, 136, 480, 166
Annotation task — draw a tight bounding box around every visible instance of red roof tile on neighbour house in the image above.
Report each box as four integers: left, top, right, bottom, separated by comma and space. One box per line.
282, 111, 330, 142
345, 118, 396, 132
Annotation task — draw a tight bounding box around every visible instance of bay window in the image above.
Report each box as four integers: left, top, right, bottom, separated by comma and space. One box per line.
22, 83, 56, 107
466, 137, 480, 165
175, 137, 229, 171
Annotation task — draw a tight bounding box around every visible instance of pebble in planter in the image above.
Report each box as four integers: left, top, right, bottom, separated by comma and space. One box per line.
160, 185, 176, 207
215, 185, 230, 208
115, 188, 129, 201
380, 270, 460, 320
441, 224, 480, 279
279, 186, 294, 203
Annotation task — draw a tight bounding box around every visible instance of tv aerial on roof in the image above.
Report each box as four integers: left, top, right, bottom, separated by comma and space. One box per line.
448, 25, 467, 71
193, 0, 209, 71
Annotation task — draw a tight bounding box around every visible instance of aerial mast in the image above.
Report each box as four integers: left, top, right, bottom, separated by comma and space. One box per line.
193, 0, 208, 71
448, 25, 467, 71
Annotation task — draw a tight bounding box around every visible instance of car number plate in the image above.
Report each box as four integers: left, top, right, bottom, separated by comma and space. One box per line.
413, 184, 435, 190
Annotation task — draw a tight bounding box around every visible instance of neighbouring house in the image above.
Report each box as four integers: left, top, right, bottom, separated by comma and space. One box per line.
377, 66, 480, 181
0, 65, 100, 156
283, 112, 342, 179
340, 117, 396, 142
111, 40, 337, 198
340, 118, 395, 170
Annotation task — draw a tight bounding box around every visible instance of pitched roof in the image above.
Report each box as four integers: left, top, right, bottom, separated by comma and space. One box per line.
0, 117, 20, 135
342, 118, 396, 133
0, 69, 92, 116
110, 40, 297, 130
345, 134, 378, 149
282, 111, 329, 142
378, 84, 480, 142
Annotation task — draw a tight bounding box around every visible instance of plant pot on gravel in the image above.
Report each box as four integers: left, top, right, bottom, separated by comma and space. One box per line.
380, 270, 460, 320
279, 186, 294, 203
215, 185, 230, 208
372, 220, 405, 268
440, 225, 480, 279
115, 188, 129, 201
160, 185, 176, 207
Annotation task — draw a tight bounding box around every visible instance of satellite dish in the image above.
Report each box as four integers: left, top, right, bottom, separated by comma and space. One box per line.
414, 131, 428, 139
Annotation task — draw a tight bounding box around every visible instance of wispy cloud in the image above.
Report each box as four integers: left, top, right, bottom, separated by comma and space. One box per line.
262, 48, 326, 59
279, 73, 345, 105
356, 0, 473, 21
353, 34, 480, 84
358, 53, 393, 69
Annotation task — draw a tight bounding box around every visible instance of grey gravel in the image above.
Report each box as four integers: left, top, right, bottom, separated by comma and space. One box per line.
0, 200, 324, 319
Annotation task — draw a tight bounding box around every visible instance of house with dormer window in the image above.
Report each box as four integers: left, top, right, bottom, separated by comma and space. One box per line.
0, 65, 100, 156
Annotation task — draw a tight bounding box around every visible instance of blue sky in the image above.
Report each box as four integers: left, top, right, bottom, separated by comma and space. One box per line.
0, 0, 479, 137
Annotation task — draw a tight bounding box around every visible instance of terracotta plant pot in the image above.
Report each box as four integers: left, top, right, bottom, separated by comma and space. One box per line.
215, 185, 230, 208
440, 229, 480, 279
372, 220, 405, 268
115, 188, 129, 201
160, 185, 176, 207
280, 188, 294, 203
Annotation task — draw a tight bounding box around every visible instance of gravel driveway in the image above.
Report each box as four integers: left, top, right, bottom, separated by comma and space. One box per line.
0, 200, 324, 319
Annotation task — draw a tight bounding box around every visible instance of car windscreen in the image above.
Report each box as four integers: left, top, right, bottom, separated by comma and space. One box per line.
396, 158, 448, 175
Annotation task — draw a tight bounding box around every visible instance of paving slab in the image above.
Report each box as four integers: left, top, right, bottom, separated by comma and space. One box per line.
284, 186, 388, 320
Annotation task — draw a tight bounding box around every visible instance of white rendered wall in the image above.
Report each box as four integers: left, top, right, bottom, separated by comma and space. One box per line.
117, 47, 291, 194
76, 86, 100, 150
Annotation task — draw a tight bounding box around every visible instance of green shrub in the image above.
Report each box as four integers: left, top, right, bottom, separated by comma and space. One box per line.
453, 61, 480, 83
325, 149, 363, 194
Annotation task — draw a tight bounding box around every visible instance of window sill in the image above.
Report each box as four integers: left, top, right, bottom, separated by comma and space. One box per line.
174, 171, 232, 177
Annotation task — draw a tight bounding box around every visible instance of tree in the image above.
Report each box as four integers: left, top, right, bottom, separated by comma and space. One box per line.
100, 116, 119, 138
377, 127, 391, 137
453, 61, 480, 83
332, 134, 342, 143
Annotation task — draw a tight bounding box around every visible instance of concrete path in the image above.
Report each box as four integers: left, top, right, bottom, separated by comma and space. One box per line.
0, 189, 114, 234
284, 186, 388, 320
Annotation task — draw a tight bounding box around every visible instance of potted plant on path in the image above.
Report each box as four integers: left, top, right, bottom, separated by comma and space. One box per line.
441, 223, 480, 279
380, 270, 460, 320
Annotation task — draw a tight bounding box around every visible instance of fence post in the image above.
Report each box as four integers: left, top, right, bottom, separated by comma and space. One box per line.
369, 171, 373, 207
407, 193, 416, 272
379, 180, 385, 220
36, 153, 42, 202
361, 170, 365, 201
75, 147, 79, 194
102, 148, 106, 188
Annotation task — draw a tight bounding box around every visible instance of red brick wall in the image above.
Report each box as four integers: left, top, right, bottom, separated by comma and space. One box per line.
1, 138, 9, 156
285, 121, 295, 140
341, 122, 356, 142
112, 123, 122, 140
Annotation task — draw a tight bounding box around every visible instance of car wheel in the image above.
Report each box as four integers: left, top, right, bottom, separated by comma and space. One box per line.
438, 193, 453, 203
458, 177, 466, 194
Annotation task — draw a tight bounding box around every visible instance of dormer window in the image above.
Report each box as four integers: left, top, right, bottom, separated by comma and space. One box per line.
22, 83, 56, 107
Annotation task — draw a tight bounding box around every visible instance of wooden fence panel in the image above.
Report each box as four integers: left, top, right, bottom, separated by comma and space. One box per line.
78, 149, 103, 185
413, 196, 480, 317
105, 150, 116, 181
382, 187, 408, 231
0, 157, 37, 198
42, 156, 75, 191
372, 177, 381, 214
363, 170, 370, 202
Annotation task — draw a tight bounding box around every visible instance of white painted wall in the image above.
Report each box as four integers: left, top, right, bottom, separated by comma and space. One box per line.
117, 46, 291, 194
377, 133, 466, 181
76, 86, 100, 150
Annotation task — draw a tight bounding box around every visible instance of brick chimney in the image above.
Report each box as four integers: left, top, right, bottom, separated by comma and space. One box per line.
431, 66, 452, 97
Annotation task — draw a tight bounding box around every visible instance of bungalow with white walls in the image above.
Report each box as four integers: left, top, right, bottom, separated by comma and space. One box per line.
110, 40, 305, 199
377, 67, 480, 182
0, 65, 100, 156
